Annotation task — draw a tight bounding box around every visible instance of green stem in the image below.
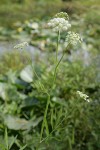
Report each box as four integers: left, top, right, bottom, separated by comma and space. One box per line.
52, 50, 65, 90
27, 57, 51, 142
40, 93, 50, 142
52, 42, 71, 90
40, 96, 78, 143
56, 30, 60, 62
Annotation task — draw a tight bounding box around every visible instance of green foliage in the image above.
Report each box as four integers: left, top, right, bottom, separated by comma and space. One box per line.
0, 0, 99, 27
0, 0, 62, 26
0, 50, 30, 74
0, 50, 100, 149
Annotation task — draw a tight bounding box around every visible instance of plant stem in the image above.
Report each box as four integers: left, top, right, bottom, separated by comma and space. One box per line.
56, 30, 60, 62
52, 30, 61, 90
26, 55, 50, 142
40, 96, 78, 143
40, 93, 50, 142
52, 42, 71, 90
40, 31, 61, 142
52, 50, 65, 90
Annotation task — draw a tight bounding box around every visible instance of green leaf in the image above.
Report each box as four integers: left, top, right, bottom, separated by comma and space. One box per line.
0, 83, 6, 100
19, 144, 27, 150
9, 135, 18, 149
0, 144, 5, 150
21, 97, 39, 108
20, 65, 33, 83
4, 115, 43, 130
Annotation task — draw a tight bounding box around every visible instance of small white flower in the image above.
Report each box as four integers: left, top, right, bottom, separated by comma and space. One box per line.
77, 91, 90, 102
66, 32, 82, 45
14, 42, 28, 49
47, 17, 71, 32
62, 26, 67, 31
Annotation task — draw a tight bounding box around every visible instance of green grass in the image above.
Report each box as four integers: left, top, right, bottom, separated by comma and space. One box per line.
0, 51, 99, 149
0, 50, 30, 74
0, 0, 100, 27
0, 0, 62, 26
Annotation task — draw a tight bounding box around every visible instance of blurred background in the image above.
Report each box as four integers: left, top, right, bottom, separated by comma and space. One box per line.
0, 0, 100, 150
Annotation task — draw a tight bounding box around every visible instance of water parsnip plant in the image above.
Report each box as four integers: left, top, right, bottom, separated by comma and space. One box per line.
14, 12, 83, 146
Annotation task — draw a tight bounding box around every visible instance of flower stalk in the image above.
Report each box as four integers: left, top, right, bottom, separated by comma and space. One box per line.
56, 30, 60, 62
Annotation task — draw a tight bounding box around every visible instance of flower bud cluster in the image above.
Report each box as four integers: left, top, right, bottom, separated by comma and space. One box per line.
14, 42, 28, 49
66, 31, 82, 45
47, 17, 71, 32
77, 91, 90, 102
54, 12, 69, 20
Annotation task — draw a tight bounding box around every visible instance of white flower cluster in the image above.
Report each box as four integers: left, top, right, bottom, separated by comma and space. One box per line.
77, 91, 90, 102
66, 31, 82, 45
47, 17, 71, 32
14, 42, 28, 49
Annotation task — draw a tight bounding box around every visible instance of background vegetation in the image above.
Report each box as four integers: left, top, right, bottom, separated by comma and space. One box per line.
0, 0, 100, 150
